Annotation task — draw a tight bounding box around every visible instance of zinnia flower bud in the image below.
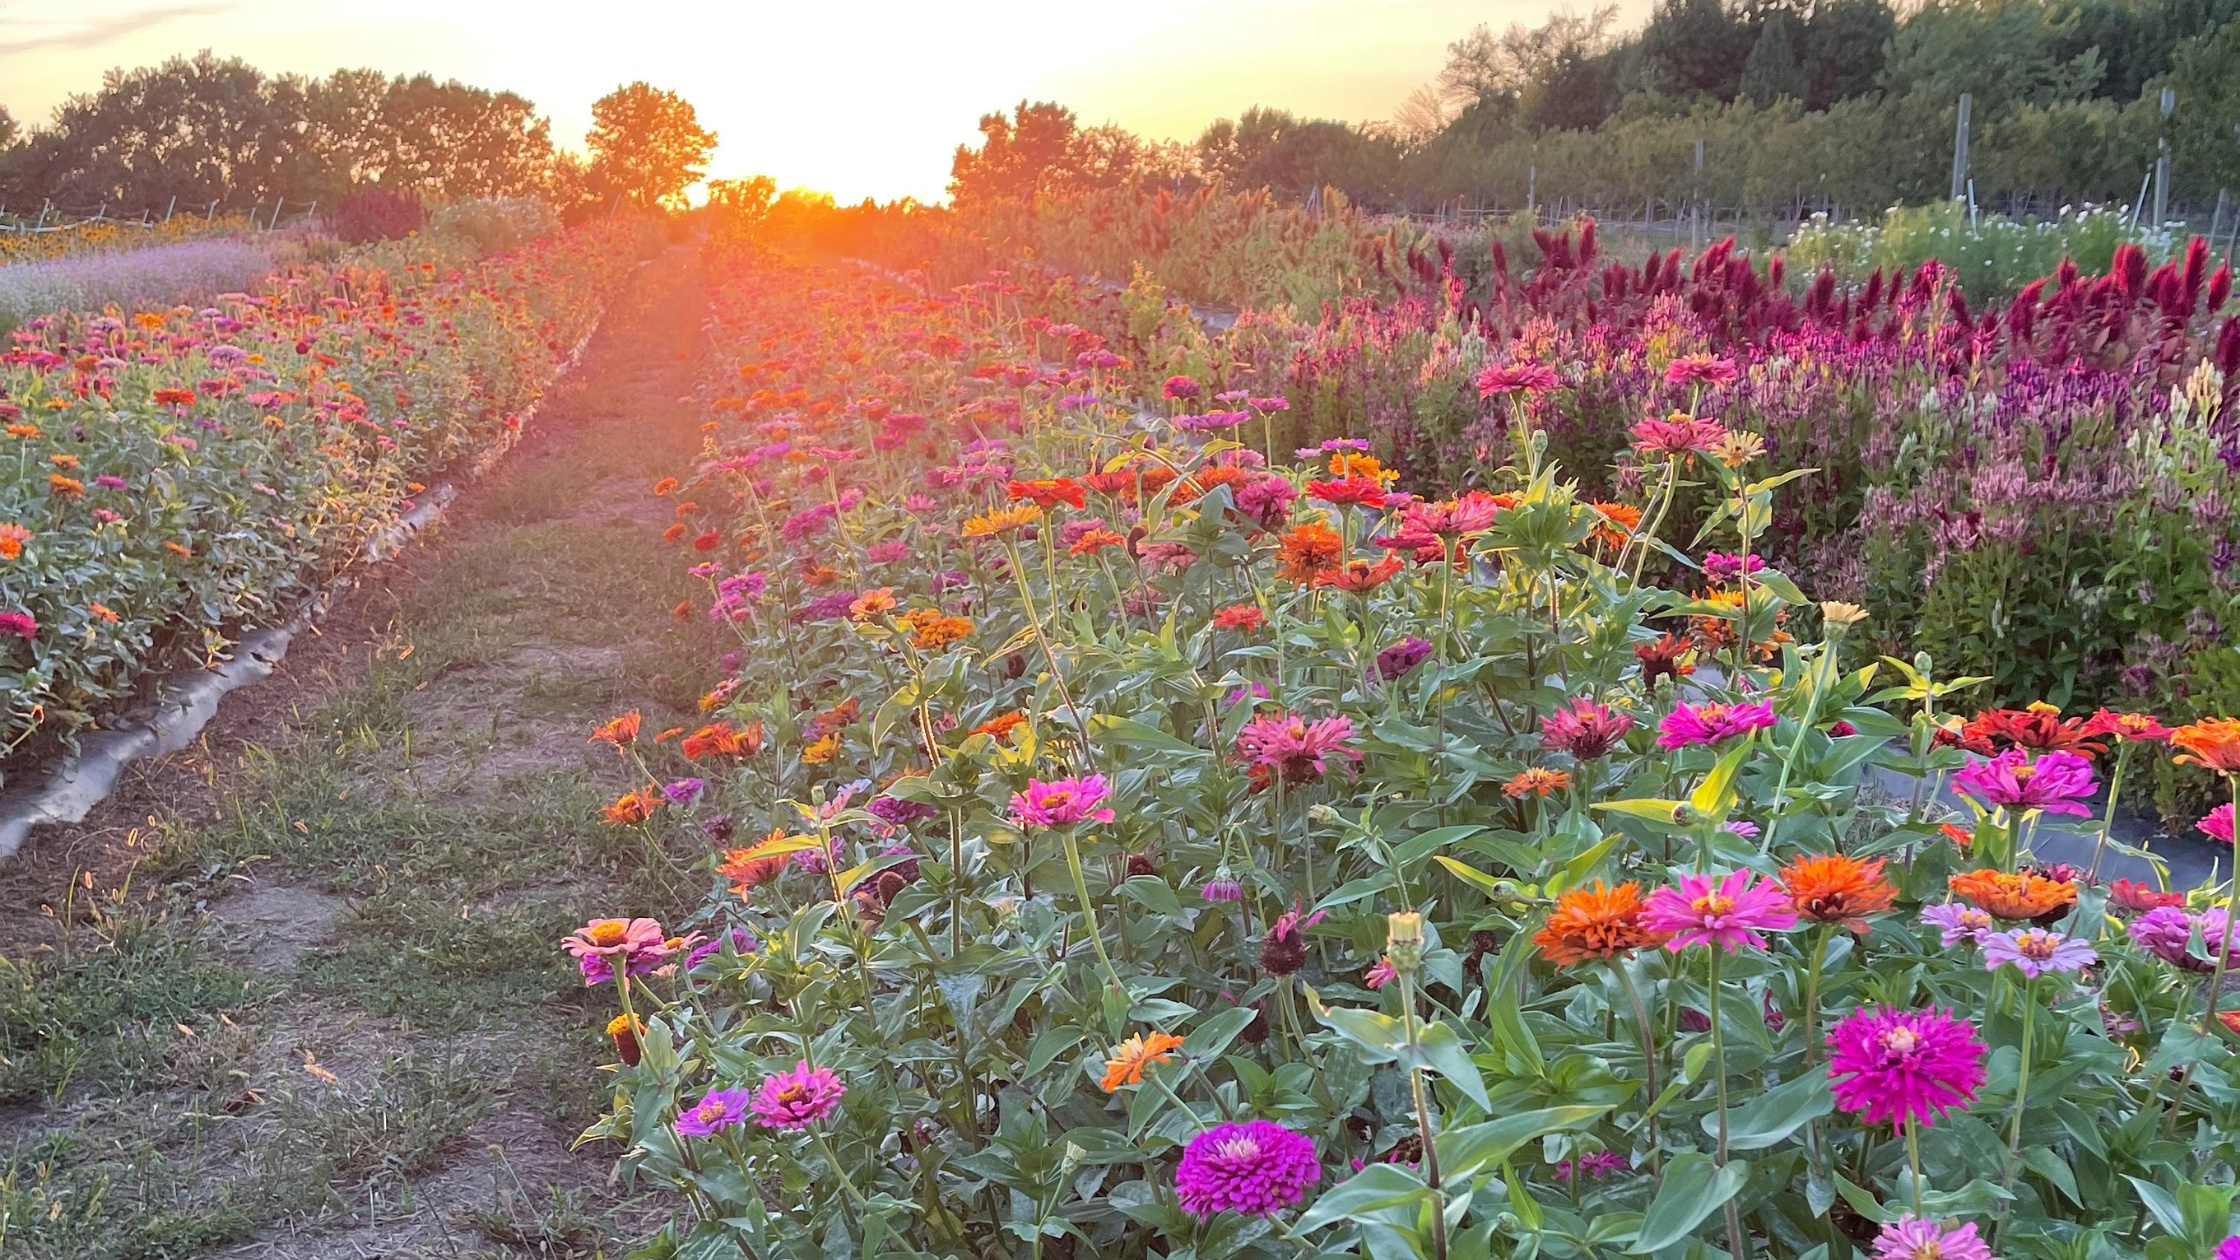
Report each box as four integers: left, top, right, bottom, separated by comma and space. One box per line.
1384, 911, 1426, 977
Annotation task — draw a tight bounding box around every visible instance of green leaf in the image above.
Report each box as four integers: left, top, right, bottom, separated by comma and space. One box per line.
1086, 715, 1209, 758
2124, 1176, 2188, 1240
1631, 1153, 1749, 1253
1293, 1163, 1432, 1232
1593, 798, 1691, 825
1183, 1006, 1260, 1059
1712, 1069, 1833, 1150
1435, 856, 1514, 899
1690, 743, 1751, 816
1437, 1105, 1612, 1181
1412, 1019, 1493, 1112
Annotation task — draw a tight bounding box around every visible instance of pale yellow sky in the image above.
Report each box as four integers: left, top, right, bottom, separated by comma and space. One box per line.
0, 0, 1653, 202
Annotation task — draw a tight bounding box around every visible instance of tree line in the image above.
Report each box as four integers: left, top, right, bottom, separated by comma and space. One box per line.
949, 0, 2240, 221
0, 54, 716, 219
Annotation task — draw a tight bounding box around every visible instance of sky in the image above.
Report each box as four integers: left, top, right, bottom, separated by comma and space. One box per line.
0, 0, 1653, 203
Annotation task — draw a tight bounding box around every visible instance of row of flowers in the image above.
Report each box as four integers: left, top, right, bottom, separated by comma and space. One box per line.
563, 238, 2240, 1260
1022, 222, 2240, 824
0, 216, 661, 765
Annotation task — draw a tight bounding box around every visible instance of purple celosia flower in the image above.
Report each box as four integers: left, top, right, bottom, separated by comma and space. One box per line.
1236, 713, 1362, 783
1009, 775, 1116, 829
675, 1087, 752, 1137
1641, 870, 1799, 952
1540, 697, 1635, 760
1174, 1120, 1320, 1217
1980, 927, 2097, 978
1825, 1005, 1987, 1131
1377, 637, 1434, 681
750, 1060, 845, 1128
1952, 748, 2096, 817
1873, 1216, 1993, 1260
1922, 902, 1996, 946
1656, 701, 1777, 750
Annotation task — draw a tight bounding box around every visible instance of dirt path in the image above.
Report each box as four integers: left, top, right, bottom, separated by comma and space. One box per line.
0, 244, 716, 1260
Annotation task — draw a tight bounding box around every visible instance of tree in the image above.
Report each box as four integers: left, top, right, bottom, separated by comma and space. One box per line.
1437, 7, 1622, 115
1737, 10, 1813, 105
949, 101, 1085, 205
1636, 0, 1755, 100
1800, 0, 1896, 107
0, 107, 18, 153
1879, 0, 2107, 111
2163, 16, 2240, 196
585, 83, 716, 211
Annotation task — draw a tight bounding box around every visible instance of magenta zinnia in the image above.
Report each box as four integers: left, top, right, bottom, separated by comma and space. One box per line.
1656, 700, 1776, 750
1825, 1005, 1987, 1131
1640, 870, 1798, 952
1952, 748, 2096, 817
675, 1086, 752, 1137
1236, 712, 1362, 783
1475, 361, 1561, 397
1174, 1119, 1321, 1217
1009, 774, 1117, 829
750, 1060, 845, 1128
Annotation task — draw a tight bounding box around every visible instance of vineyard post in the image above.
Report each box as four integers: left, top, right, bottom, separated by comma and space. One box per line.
271, 197, 285, 230
208, 200, 218, 219
36, 199, 50, 229
1692, 137, 1704, 249
1950, 93, 1972, 202
165, 195, 176, 222
2153, 87, 2175, 230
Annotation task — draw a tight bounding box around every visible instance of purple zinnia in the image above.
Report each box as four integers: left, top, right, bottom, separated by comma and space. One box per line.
1174, 1120, 1320, 1217
1825, 1005, 1987, 1131
661, 778, 706, 805
1980, 927, 2097, 978
750, 1060, 845, 1129
675, 1087, 752, 1137
2129, 905, 2231, 972
1377, 637, 1433, 681
1922, 902, 1996, 946
683, 928, 759, 972
868, 795, 936, 827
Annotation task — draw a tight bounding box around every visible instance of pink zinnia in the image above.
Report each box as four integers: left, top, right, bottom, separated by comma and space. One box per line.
675, 1087, 752, 1137
1664, 354, 1740, 387
1825, 1005, 1987, 1131
1656, 700, 1776, 750
1362, 959, 1396, 989
561, 918, 674, 985
0, 610, 35, 640
1540, 697, 1635, 761
1873, 1216, 1994, 1260
1236, 712, 1362, 783
1009, 775, 1117, 829
1641, 870, 1799, 952
1630, 414, 1728, 456
1174, 1120, 1320, 1217
750, 1060, 845, 1128
1952, 748, 2096, 818
2195, 798, 2231, 838
1406, 491, 1505, 538
1474, 361, 1561, 397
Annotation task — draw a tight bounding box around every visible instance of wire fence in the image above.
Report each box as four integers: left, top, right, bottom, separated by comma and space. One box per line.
0, 198, 325, 234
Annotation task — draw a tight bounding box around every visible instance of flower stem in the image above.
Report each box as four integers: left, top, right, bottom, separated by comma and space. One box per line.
1800, 923, 1832, 1067
1905, 1118, 1924, 1216
2001, 975, 2037, 1192
1061, 826, 1125, 992
1708, 946, 1747, 1260
1396, 969, 1449, 1260
2201, 775, 2240, 1038
1615, 960, 1661, 1166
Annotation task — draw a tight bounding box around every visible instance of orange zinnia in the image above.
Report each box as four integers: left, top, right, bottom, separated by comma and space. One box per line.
1586, 502, 1642, 552
1503, 767, 1573, 798
0, 524, 28, 560
2172, 718, 2240, 773
1008, 477, 1087, 509
901, 608, 974, 650
47, 475, 85, 499
971, 711, 1028, 740
1274, 521, 1343, 584
801, 732, 842, 764
681, 721, 763, 761
1948, 868, 2076, 920
1533, 880, 1667, 966
589, 711, 642, 750
962, 503, 1041, 538
601, 787, 659, 826
1778, 853, 1896, 933
719, 829, 796, 897
1100, 1031, 1185, 1091
849, 587, 897, 621
1313, 555, 1404, 593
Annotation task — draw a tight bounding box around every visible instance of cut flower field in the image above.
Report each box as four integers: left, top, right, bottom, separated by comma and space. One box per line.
5, 199, 2240, 1260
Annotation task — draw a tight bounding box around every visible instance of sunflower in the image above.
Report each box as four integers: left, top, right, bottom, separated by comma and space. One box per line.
1778, 852, 1896, 933
1100, 1031, 1185, 1091
1948, 868, 2076, 920
1533, 880, 1667, 966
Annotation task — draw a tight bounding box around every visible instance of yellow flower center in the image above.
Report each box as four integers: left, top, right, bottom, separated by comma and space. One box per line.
1692, 893, 1736, 917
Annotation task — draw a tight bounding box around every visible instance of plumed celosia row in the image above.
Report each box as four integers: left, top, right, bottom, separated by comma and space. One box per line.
559, 239, 2240, 1260
0, 216, 659, 759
